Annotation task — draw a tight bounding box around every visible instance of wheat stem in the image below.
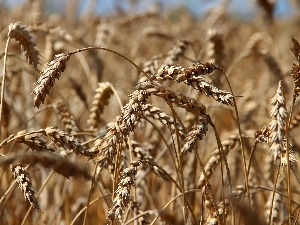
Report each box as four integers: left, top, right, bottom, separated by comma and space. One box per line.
0, 38, 11, 141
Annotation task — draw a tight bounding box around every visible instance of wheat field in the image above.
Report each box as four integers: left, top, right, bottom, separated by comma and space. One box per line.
0, 0, 299, 224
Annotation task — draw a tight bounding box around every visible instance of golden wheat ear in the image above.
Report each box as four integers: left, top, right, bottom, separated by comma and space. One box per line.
87, 82, 114, 130
8, 22, 40, 69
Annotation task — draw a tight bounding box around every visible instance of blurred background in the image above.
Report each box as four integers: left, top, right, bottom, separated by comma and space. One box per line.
2, 0, 297, 19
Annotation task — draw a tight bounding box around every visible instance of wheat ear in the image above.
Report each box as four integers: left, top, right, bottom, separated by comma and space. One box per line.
32, 52, 71, 108
291, 37, 300, 103
181, 118, 209, 153
87, 82, 114, 129
153, 63, 234, 105
108, 161, 140, 222
137, 81, 207, 117
10, 164, 40, 210
53, 100, 80, 134
42, 126, 96, 158
8, 22, 40, 69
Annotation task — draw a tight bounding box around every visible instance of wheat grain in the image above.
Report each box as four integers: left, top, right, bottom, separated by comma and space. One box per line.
163, 40, 190, 65
93, 90, 149, 167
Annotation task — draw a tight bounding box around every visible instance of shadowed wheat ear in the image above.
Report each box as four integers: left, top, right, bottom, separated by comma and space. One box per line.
265, 177, 283, 224
1, 152, 92, 179
87, 82, 114, 129
53, 100, 80, 134
10, 164, 40, 210
291, 37, 300, 103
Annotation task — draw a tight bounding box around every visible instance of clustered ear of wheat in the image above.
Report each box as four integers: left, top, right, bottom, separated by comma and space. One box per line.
0, 2, 300, 225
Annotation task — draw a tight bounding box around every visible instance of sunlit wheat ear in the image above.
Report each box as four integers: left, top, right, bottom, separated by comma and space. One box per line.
268, 81, 289, 165
42, 126, 96, 158
197, 134, 239, 189
53, 100, 79, 134
181, 118, 208, 153
87, 82, 114, 129
32, 52, 70, 108
10, 164, 40, 210
108, 161, 140, 222
137, 81, 207, 117
291, 37, 300, 102
154, 63, 234, 106
8, 22, 40, 69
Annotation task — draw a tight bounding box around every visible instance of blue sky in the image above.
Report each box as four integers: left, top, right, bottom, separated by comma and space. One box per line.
3, 0, 294, 18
